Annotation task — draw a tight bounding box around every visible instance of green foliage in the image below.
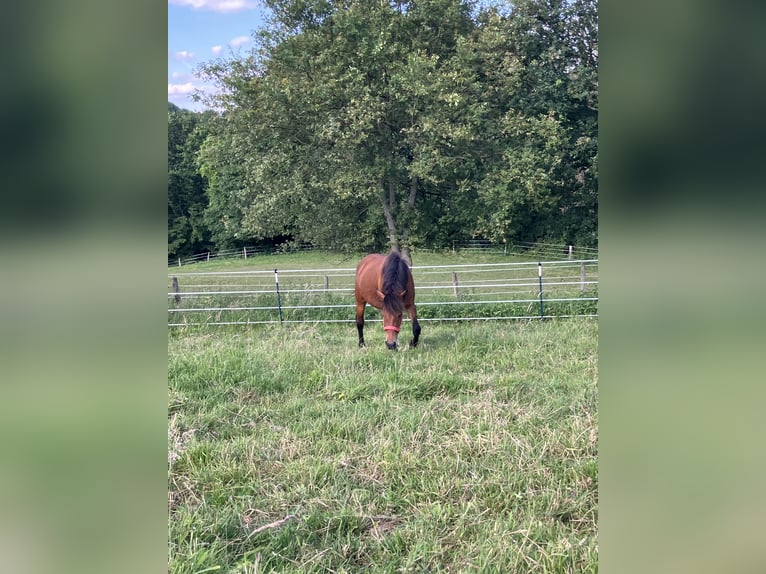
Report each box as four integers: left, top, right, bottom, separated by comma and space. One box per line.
168, 106, 216, 258
198, 0, 485, 253
182, 0, 598, 256
474, 0, 598, 247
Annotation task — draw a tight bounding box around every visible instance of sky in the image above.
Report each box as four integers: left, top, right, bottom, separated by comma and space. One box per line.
168, 0, 268, 111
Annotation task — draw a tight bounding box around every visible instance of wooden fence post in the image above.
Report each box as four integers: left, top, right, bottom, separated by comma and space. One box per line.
568, 244, 574, 259
172, 277, 181, 303
244, 246, 248, 259
452, 272, 459, 298
580, 261, 586, 292
324, 275, 329, 291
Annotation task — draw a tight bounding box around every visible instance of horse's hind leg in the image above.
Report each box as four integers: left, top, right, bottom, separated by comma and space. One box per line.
408, 305, 421, 348
356, 301, 366, 348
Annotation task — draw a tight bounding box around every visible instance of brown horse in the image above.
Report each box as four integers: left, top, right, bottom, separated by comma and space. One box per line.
354, 251, 421, 350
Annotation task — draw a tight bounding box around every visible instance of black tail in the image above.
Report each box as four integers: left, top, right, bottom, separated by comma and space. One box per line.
381, 251, 408, 313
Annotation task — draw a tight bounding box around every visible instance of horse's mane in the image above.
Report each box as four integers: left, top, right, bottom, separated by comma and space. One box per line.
381, 251, 408, 314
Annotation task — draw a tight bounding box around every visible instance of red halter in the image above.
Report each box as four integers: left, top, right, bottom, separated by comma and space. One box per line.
383, 325, 400, 333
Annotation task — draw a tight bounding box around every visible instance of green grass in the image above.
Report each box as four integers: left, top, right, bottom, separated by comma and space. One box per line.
169, 318, 598, 573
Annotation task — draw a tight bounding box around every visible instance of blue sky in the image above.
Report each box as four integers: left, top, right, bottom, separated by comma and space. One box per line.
168, 1, 268, 111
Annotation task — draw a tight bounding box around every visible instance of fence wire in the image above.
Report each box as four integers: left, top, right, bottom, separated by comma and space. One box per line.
168, 259, 598, 328
169, 240, 598, 267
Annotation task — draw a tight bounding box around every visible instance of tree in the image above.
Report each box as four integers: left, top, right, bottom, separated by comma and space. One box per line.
473, 0, 598, 247
168, 103, 217, 258
190, 0, 599, 257
199, 0, 484, 262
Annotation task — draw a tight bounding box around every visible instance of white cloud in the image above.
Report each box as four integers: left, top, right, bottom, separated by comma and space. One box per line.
168, 0, 260, 13
211, 45, 223, 56
229, 35, 251, 47
173, 50, 196, 61
169, 81, 222, 112
168, 82, 196, 95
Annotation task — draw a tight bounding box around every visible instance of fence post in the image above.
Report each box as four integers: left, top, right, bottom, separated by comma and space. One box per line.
580, 261, 586, 292
324, 275, 329, 291
568, 244, 573, 259
452, 272, 459, 298
178, 257, 181, 267
538, 262, 544, 319
172, 277, 181, 304
244, 246, 247, 260
274, 269, 283, 323
207, 252, 210, 262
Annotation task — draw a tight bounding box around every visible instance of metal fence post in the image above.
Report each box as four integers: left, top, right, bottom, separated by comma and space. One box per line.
274, 269, 283, 323
538, 262, 544, 319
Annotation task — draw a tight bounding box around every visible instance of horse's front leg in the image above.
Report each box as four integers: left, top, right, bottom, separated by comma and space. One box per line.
408, 305, 421, 348
356, 302, 366, 348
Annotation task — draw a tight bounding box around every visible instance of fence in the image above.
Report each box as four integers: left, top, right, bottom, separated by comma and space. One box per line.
446, 240, 598, 261
168, 242, 317, 267
168, 240, 598, 268
168, 259, 598, 327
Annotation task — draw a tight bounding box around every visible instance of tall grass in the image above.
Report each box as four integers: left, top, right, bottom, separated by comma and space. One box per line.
169, 318, 598, 573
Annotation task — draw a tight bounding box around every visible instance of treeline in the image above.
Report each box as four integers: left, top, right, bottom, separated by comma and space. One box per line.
168, 0, 597, 260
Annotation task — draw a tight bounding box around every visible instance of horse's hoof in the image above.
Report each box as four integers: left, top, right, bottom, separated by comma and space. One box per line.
409, 341, 418, 349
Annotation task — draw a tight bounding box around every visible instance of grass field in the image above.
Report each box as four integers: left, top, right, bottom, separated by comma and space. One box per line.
168, 315, 598, 573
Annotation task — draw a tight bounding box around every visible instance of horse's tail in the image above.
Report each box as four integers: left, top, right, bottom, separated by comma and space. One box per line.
381, 252, 408, 313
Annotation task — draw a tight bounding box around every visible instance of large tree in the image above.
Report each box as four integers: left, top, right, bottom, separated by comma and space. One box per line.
193, 0, 598, 257
199, 0, 484, 262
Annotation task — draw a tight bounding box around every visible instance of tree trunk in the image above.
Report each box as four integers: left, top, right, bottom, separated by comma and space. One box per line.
381, 179, 399, 252
400, 245, 412, 265
399, 175, 418, 265
380, 177, 417, 265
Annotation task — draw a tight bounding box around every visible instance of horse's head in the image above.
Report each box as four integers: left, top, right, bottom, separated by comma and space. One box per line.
377, 288, 405, 350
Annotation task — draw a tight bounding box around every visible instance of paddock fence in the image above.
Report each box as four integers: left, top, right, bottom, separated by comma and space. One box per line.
168, 258, 598, 328
169, 240, 598, 268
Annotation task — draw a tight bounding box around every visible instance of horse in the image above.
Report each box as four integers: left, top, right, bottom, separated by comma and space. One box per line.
354, 251, 421, 351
